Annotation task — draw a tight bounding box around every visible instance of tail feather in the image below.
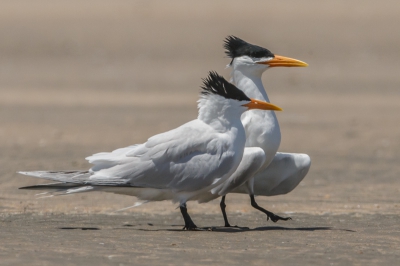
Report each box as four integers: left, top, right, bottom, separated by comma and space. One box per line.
18, 171, 91, 184
19, 182, 96, 197
18, 170, 129, 186
19, 182, 83, 191
19, 181, 150, 213
18, 171, 175, 202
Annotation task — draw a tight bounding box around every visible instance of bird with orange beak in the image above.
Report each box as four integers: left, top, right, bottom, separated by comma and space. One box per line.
214, 36, 311, 227
19, 72, 283, 230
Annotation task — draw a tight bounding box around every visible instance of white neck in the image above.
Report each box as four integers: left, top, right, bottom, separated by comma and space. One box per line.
230, 64, 281, 167
197, 95, 246, 131
230, 68, 270, 102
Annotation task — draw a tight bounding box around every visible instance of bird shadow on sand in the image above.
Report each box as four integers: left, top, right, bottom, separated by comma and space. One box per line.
118, 224, 355, 233
59, 227, 100, 230
55, 223, 355, 233
209, 226, 355, 233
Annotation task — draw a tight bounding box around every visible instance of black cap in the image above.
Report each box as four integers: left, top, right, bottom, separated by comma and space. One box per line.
201, 71, 250, 102
224, 36, 274, 62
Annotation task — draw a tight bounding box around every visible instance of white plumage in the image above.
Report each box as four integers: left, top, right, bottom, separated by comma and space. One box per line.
19, 72, 282, 230
214, 36, 311, 226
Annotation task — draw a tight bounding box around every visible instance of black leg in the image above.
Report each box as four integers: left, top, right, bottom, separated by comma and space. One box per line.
220, 195, 232, 227
250, 195, 291, 223
180, 203, 198, 230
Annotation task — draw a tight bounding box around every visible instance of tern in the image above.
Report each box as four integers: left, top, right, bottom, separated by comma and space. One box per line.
18, 72, 282, 230
216, 36, 311, 227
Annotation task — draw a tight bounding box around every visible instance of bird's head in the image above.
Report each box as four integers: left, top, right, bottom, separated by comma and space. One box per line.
224, 36, 308, 74
200, 71, 283, 114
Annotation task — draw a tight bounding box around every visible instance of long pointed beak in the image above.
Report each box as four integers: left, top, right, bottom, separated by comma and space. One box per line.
257, 55, 308, 67
242, 99, 283, 111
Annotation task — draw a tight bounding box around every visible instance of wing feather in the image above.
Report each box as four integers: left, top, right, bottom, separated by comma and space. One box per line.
84, 119, 238, 192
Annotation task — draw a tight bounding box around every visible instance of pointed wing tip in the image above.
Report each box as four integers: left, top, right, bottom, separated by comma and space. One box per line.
17, 171, 44, 178
19, 185, 35, 190
18, 171, 42, 176
18, 184, 49, 190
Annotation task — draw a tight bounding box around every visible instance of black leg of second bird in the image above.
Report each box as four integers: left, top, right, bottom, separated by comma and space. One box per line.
180, 203, 198, 230
250, 195, 292, 223
220, 195, 232, 227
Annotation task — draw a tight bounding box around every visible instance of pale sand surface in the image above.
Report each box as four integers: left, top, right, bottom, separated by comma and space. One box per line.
0, 0, 399, 265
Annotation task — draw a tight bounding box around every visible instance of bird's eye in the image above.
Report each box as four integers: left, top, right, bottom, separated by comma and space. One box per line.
251, 52, 265, 58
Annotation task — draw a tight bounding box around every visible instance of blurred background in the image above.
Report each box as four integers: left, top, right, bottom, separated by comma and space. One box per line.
0, 0, 399, 216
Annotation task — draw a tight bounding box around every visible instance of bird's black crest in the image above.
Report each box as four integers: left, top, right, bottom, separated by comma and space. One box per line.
201, 71, 250, 102
224, 36, 274, 60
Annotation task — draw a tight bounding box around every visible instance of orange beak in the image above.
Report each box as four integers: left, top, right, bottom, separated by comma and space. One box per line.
257, 55, 308, 67
242, 99, 283, 111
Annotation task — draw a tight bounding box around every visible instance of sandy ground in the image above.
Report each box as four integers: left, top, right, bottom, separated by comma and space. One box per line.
0, 0, 399, 265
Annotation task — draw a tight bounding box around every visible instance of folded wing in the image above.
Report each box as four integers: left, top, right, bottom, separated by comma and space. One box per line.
82, 119, 236, 192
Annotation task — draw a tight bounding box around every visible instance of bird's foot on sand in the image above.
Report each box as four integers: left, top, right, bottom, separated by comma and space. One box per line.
267, 212, 292, 223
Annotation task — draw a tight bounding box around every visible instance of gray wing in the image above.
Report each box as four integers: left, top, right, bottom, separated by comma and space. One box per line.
86, 119, 236, 192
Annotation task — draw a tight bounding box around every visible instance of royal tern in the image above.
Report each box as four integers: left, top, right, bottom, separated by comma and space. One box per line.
217, 36, 311, 226
19, 72, 283, 230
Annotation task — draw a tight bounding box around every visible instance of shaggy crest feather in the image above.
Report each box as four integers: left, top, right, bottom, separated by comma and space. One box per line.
201, 71, 250, 102
224, 35, 274, 62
